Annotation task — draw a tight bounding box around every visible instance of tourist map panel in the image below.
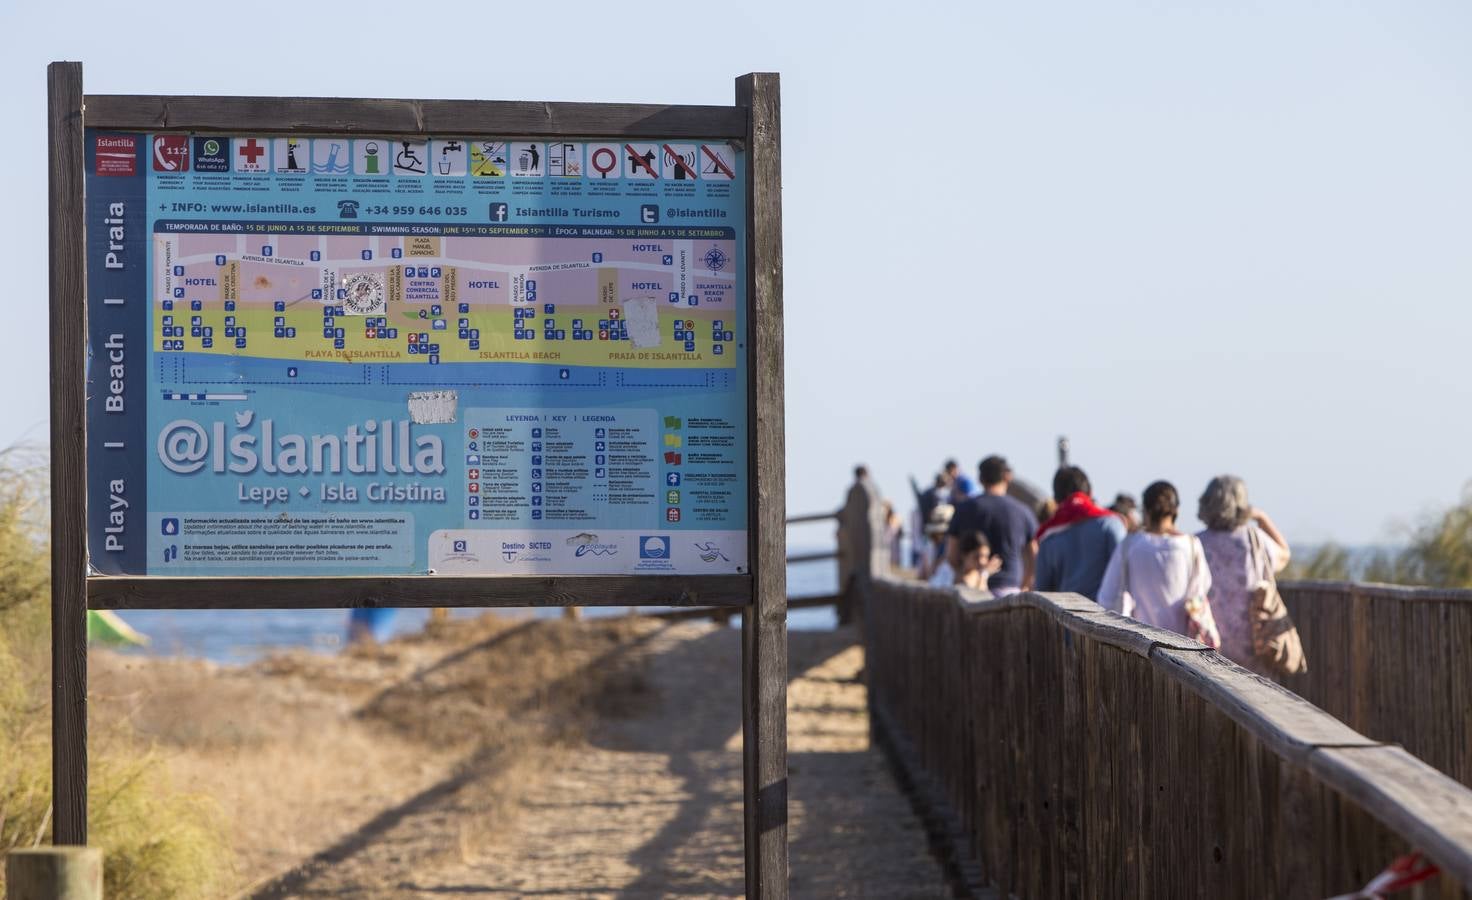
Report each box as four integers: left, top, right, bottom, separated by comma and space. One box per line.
86, 133, 748, 576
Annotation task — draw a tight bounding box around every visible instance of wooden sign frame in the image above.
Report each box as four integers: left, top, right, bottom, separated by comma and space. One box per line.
47, 62, 787, 897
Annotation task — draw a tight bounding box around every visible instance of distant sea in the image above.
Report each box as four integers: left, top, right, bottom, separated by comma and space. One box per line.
113, 555, 840, 664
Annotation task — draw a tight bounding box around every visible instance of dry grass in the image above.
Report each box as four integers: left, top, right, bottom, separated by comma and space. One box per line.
89, 611, 662, 896
0, 448, 234, 899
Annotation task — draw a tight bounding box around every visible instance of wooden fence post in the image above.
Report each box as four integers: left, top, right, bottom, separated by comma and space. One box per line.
738, 71, 788, 900
48, 59, 88, 848
6, 848, 103, 900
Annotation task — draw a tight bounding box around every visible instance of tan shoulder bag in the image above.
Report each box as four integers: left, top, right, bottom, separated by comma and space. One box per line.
1248, 526, 1307, 676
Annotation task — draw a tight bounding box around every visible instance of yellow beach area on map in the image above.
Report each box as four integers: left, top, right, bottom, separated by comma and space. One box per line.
153, 232, 740, 369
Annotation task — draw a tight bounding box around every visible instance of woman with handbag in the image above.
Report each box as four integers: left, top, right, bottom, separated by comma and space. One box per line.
1097, 481, 1220, 648
1196, 475, 1303, 675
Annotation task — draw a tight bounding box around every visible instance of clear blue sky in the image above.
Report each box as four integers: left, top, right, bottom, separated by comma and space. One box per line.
3, 1, 1469, 544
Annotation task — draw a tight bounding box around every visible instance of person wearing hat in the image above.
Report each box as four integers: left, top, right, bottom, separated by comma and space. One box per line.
920, 503, 955, 581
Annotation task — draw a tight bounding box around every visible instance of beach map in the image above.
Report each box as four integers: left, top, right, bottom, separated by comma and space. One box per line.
86, 133, 748, 576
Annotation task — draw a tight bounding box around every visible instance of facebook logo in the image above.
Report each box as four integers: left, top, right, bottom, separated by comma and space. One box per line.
490, 202, 508, 222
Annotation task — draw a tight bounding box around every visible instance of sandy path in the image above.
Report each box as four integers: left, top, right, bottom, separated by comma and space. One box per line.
394, 623, 950, 899
101, 617, 948, 897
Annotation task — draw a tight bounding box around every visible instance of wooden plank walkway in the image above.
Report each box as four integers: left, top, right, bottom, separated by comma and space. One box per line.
392, 623, 949, 898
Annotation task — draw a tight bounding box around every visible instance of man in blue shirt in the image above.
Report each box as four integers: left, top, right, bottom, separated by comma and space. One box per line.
943, 458, 978, 503
1034, 466, 1127, 600
947, 455, 1038, 594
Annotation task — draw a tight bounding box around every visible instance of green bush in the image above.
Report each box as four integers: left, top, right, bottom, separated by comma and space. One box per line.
1287, 484, 1472, 588
0, 449, 235, 898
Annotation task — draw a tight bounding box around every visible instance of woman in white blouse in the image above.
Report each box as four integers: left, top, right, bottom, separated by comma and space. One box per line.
1097, 481, 1218, 647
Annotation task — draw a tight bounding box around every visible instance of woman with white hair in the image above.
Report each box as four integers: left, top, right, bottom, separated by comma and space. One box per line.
1196, 475, 1292, 671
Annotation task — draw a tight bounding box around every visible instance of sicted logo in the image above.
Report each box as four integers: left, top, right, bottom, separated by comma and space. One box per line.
500, 540, 552, 565
639, 536, 670, 559
567, 532, 617, 557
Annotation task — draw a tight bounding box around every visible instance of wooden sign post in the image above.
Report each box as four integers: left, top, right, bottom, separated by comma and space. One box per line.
47, 61, 787, 897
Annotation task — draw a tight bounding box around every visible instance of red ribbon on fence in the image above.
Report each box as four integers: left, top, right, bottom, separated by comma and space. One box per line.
1327, 851, 1439, 899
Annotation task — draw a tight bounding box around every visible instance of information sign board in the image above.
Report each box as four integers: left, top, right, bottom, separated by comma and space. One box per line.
53, 67, 786, 895
84, 131, 748, 576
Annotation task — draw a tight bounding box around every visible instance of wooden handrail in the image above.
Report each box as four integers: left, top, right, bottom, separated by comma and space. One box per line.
1279, 580, 1472, 793
645, 593, 843, 622
1282, 578, 1472, 603
863, 576, 1472, 895
784, 550, 838, 564
785, 510, 839, 525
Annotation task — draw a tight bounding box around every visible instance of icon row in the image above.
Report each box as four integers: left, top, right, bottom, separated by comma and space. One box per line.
152, 135, 737, 181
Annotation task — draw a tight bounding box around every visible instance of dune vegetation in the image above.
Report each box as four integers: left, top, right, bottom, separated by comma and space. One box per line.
1286, 485, 1472, 588
0, 449, 234, 899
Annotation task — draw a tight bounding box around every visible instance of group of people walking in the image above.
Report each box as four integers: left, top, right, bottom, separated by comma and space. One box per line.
913, 455, 1291, 672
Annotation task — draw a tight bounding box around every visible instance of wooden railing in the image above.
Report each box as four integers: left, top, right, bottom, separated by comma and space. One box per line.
862, 578, 1472, 898
1281, 580, 1472, 790
644, 509, 845, 622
